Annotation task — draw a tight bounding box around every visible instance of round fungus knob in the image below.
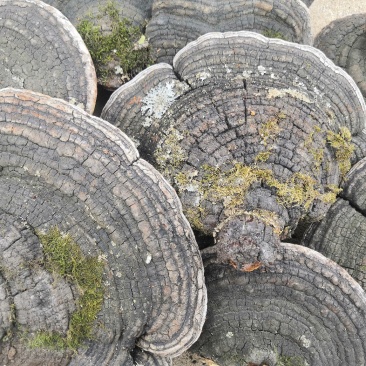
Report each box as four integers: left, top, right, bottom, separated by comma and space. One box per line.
303, 157, 366, 291
192, 243, 366, 366
0, 88, 206, 365
315, 14, 366, 101
0, 0, 97, 113
102, 31, 365, 241
146, 0, 312, 64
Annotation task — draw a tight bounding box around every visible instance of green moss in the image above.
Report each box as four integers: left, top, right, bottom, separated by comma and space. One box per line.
76, 1, 151, 83
29, 227, 105, 351
326, 126, 354, 178
255, 150, 271, 163
262, 29, 287, 40
277, 355, 306, 366
255, 112, 285, 162
259, 113, 283, 147
174, 162, 339, 233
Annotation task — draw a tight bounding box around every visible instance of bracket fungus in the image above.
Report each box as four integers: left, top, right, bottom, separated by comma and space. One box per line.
193, 243, 366, 366
146, 0, 312, 64
0, 0, 97, 114
314, 14, 366, 101
102, 31, 366, 270
0, 88, 206, 365
303, 156, 366, 291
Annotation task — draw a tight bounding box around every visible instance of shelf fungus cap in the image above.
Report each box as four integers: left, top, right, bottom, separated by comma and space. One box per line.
146, 0, 312, 64
0, 0, 97, 113
0, 88, 206, 365
303, 156, 366, 291
192, 243, 366, 366
315, 14, 366, 101
102, 32, 366, 242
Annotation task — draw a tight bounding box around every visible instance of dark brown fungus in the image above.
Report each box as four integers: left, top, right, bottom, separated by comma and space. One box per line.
303, 157, 366, 291
192, 243, 366, 366
0, 88, 206, 365
102, 31, 366, 267
146, 0, 312, 64
0, 0, 97, 113
315, 14, 366, 101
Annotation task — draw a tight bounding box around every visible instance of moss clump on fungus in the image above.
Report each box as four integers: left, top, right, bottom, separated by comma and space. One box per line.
29, 227, 105, 351
262, 29, 287, 40
326, 126, 354, 178
277, 354, 307, 366
174, 162, 341, 232
76, 1, 151, 83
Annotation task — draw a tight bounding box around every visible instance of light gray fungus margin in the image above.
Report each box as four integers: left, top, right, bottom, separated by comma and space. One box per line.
0, 0, 97, 113
146, 0, 313, 64
0, 88, 207, 366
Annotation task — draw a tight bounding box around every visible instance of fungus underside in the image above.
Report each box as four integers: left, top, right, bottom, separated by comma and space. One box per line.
76, 1, 151, 83
28, 227, 104, 351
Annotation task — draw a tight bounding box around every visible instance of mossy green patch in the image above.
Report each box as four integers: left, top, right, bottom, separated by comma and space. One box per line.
29, 227, 105, 351
262, 29, 287, 40
277, 354, 307, 366
76, 1, 151, 84
174, 162, 340, 233
326, 126, 354, 178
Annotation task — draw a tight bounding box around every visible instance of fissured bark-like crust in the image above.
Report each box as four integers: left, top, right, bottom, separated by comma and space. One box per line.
0, 0, 97, 113
0, 88, 206, 365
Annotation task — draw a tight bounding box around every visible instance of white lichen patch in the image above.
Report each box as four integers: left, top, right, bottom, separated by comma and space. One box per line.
196, 71, 211, 81
267, 88, 312, 103
300, 335, 311, 348
226, 331, 234, 338
141, 80, 188, 120
258, 65, 267, 75
145, 252, 152, 264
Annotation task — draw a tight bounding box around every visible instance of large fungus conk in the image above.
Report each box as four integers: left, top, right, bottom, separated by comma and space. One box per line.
102, 31, 366, 270
302, 156, 366, 291
192, 243, 366, 365
0, 0, 97, 113
0, 89, 206, 365
314, 14, 366, 101
146, 0, 312, 64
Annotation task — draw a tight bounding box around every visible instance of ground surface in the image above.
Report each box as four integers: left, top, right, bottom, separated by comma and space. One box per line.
173, 0, 366, 365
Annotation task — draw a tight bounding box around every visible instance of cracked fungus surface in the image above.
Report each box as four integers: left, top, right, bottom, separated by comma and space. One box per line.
0, 0, 97, 113
102, 32, 364, 238
0, 88, 206, 366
